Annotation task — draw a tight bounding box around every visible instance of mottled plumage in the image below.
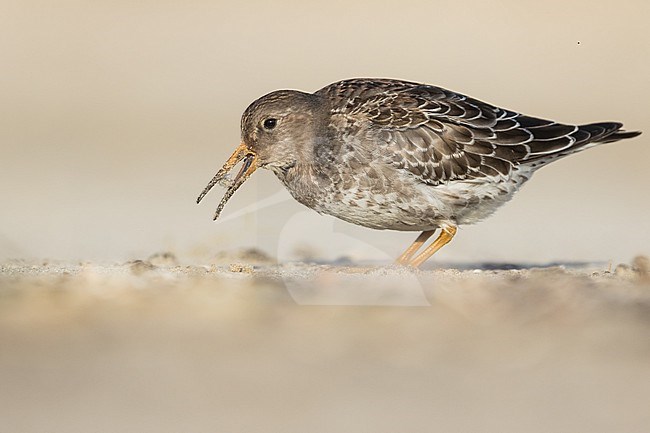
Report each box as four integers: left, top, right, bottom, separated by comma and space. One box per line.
198, 78, 641, 267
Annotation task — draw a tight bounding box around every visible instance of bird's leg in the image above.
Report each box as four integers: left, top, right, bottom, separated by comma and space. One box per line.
395, 230, 435, 265
408, 226, 458, 268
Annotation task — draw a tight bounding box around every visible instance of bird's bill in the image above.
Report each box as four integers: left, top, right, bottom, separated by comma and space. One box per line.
196, 142, 259, 220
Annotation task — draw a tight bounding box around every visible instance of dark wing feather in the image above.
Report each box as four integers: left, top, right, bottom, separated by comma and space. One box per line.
318, 79, 639, 185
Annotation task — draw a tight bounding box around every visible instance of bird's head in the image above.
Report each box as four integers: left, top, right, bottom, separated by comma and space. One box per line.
197, 89, 322, 220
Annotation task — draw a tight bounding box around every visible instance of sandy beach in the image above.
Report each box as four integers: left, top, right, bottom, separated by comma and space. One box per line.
2, 253, 649, 433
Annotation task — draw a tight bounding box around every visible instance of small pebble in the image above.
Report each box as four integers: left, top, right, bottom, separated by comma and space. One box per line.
614, 263, 636, 280
129, 260, 157, 275
229, 263, 254, 273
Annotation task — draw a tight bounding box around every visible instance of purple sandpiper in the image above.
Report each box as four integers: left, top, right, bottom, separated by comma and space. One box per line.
197, 78, 641, 267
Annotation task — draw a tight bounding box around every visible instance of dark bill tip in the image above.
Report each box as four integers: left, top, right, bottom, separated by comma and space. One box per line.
211, 153, 258, 220
196, 143, 249, 205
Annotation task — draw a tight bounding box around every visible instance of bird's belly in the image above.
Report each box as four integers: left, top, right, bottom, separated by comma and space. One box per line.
313, 194, 442, 231
279, 166, 533, 231
280, 175, 441, 231
430, 169, 534, 225
304, 174, 456, 231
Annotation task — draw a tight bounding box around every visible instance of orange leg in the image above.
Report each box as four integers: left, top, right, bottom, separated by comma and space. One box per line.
408, 226, 458, 268
395, 230, 435, 265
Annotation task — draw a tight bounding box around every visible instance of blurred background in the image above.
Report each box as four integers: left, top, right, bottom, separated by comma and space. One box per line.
1, 0, 648, 264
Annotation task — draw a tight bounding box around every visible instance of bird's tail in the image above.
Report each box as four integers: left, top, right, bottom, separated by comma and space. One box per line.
524, 122, 641, 167
579, 122, 642, 144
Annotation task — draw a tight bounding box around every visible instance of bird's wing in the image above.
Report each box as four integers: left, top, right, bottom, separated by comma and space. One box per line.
320, 79, 610, 186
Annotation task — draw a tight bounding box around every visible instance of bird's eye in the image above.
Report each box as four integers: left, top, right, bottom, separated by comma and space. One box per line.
263, 118, 277, 130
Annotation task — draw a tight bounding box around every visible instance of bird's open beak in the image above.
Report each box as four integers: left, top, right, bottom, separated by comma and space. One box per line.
196, 142, 259, 220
